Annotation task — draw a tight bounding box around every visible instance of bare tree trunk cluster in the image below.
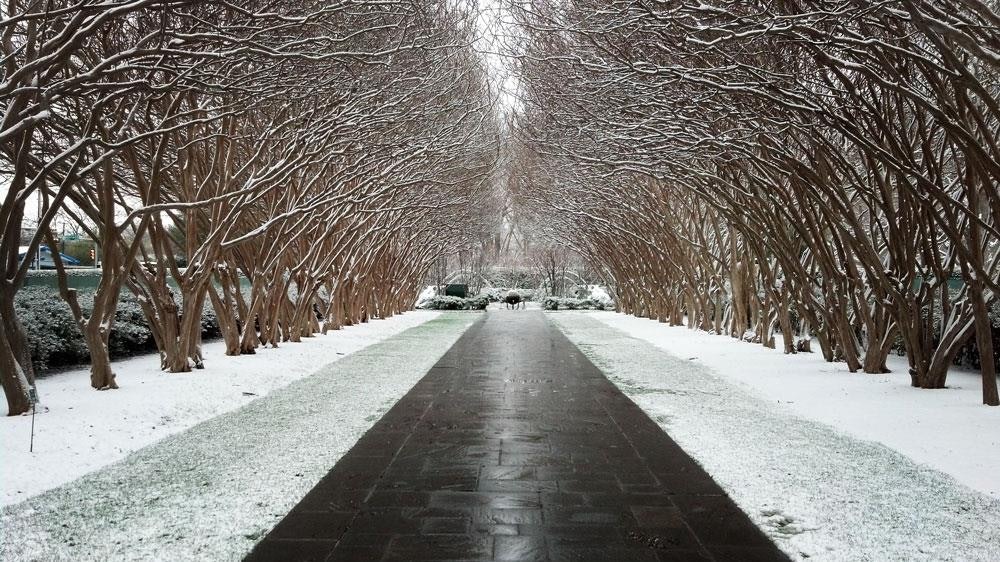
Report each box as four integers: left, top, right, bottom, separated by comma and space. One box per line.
509, 0, 1000, 405
0, 1, 503, 414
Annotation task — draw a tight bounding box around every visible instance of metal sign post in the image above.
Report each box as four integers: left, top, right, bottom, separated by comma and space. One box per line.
28, 386, 38, 453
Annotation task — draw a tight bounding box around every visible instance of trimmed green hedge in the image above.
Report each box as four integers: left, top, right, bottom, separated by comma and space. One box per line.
417, 295, 489, 311
15, 287, 221, 372
541, 296, 611, 311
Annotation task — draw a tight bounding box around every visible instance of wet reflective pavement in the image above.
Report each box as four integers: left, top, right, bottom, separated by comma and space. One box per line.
246, 311, 789, 561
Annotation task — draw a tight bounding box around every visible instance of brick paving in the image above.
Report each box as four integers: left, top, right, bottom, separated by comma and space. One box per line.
246, 311, 789, 561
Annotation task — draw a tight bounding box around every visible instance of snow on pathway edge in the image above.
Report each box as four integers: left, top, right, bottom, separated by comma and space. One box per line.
1, 311, 441, 507
589, 311, 1000, 498
0, 313, 478, 562
549, 312, 1000, 562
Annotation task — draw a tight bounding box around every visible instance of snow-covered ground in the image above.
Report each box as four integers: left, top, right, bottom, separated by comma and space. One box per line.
0, 313, 478, 561
550, 312, 1000, 561
1, 311, 441, 507
588, 312, 1000, 498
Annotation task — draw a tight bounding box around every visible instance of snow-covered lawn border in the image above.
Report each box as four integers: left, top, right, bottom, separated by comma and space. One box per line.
549, 312, 1000, 562
585, 311, 1000, 498
1, 310, 443, 507
0, 312, 479, 562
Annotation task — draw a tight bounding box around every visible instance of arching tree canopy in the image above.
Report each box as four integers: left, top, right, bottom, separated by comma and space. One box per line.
508, 0, 999, 405
1, 0, 997, 414
1, 0, 504, 414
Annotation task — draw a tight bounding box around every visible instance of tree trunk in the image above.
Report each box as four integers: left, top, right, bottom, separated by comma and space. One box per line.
969, 283, 999, 406
208, 283, 241, 356
85, 324, 117, 389
0, 287, 33, 415
920, 307, 975, 389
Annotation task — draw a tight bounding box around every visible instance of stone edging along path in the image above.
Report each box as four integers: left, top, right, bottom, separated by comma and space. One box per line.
0, 313, 479, 562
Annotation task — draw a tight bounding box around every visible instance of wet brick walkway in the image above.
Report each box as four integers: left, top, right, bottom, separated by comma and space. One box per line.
246, 311, 789, 561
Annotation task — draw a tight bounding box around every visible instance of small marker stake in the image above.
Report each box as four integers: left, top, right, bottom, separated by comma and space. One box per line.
28, 385, 38, 453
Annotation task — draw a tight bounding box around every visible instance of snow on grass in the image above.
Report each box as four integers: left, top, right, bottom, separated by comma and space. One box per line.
588, 312, 1000, 498
1, 311, 441, 507
0, 313, 479, 562
549, 312, 1000, 562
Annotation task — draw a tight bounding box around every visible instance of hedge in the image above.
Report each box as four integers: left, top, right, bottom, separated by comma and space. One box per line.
15, 287, 221, 372
541, 296, 612, 311
417, 295, 489, 311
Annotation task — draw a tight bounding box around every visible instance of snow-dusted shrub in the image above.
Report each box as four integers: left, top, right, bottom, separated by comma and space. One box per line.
417, 295, 489, 311
15, 289, 88, 370
418, 295, 467, 310
570, 284, 614, 308
589, 295, 613, 309
584, 298, 614, 310
541, 296, 609, 311
478, 287, 504, 302
106, 296, 155, 358
16, 287, 221, 372
464, 295, 490, 310
200, 305, 221, 339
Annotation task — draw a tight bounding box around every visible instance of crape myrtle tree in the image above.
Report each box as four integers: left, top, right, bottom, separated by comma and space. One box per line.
509, 0, 1000, 405
0, 0, 261, 411
0, 0, 502, 415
